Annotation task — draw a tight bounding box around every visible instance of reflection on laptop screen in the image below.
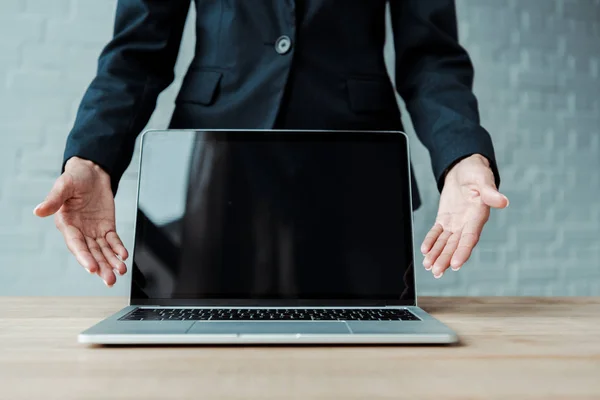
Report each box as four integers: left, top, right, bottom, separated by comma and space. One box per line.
132, 131, 415, 303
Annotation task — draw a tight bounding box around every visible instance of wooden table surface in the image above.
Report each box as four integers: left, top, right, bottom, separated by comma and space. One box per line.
1, 297, 599, 400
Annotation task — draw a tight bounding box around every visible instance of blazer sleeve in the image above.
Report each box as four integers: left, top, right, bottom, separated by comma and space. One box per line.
63, 0, 191, 195
389, 0, 500, 192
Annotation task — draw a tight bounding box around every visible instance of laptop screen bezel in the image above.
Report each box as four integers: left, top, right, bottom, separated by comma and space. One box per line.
129, 129, 417, 307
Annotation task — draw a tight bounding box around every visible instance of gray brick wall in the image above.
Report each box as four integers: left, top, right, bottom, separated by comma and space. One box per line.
0, 0, 598, 296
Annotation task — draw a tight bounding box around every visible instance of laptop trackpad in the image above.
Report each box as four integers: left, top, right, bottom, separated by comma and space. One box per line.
189, 321, 350, 335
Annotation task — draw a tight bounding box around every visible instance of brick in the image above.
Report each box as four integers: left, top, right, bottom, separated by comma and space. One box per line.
552, 208, 598, 226
4, 177, 56, 203
66, 46, 103, 71
6, 70, 67, 94
516, 70, 559, 92
475, 247, 507, 266
0, 230, 44, 251
21, 44, 69, 70
563, 115, 600, 135
0, 45, 20, 73
518, 32, 561, 53
524, 49, 569, 72
44, 125, 72, 145
513, 260, 562, 281
591, 58, 599, 79
46, 19, 113, 45
513, 0, 559, 16
0, 253, 42, 288
458, 262, 512, 285
43, 229, 68, 253
561, 229, 600, 249
466, 283, 512, 296
0, 0, 24, 13
564, 1, 600, 21
72, 0, 117, 20
570, 130, 600, 151
507, 148, 564, 169
567, 281, 593, 296
25, 0, 71, 18
17, 150, 64, 178
498, 208, 552, 232
514, 228, 560, 246
521, 244, 562, 260
0, 142, 20, 174
566, 55, 598, 77
0, 202, 23, 228
520, 285, 551, 296
515, 110, 566, 134
0, 93, 71, 125
0, 16, 43, 45
563, 76, 600, 100
474, 65, 511, 90
564, 34, 600, 57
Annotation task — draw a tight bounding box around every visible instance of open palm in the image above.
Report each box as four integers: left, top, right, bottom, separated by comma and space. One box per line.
421, 154, 509, 278
34, 158, 128, 286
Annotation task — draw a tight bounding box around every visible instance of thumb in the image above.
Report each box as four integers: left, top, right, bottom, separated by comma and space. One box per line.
34, 175, 73, 217
480, 184, 509, 209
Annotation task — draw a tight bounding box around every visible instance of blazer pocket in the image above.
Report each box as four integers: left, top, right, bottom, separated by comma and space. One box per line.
346, 77, 396, 113
176, 70, 223, 105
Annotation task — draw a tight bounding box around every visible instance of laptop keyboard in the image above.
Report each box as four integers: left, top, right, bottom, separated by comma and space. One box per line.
120, 308, 421, 321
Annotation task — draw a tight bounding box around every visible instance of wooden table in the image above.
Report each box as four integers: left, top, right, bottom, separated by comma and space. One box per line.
1, 297, 599, 400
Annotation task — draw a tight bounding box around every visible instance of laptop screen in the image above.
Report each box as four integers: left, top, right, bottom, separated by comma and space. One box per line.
132, 130, 415, 306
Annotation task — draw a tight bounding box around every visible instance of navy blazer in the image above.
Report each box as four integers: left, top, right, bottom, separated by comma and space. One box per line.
63, 0, 500, 209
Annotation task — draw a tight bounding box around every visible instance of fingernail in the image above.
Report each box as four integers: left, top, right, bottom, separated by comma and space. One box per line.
451, 266, 460, 271
425, 265, 432, 271
503, 196, 510, 207
104, 280, 110, 287
33, 203, 42, 214
86, 268, 93, 274
434, 272, 443, 279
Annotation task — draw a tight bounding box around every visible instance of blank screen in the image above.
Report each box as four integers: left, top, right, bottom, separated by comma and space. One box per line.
131, 130, 415, 305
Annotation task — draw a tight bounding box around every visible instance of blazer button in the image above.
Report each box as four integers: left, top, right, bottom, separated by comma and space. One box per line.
275, 35, 292, 55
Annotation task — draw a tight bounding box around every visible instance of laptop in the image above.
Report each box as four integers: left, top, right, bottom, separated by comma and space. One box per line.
78, 129, 458, 345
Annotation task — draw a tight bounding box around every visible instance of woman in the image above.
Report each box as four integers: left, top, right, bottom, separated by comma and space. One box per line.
34, 0, 509, 287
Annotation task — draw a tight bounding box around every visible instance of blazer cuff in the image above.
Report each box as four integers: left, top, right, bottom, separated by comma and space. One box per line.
62, 142, 123, 197
433, 128, 501, 193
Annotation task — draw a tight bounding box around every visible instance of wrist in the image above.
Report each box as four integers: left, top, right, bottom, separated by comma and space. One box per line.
468, 153, 491, 167
65, 157, 104, 173
64, 156, 111, 183
443, 153, 491, 182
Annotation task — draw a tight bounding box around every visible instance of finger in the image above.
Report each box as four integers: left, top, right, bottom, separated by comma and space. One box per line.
450, 216, 487, 270
61, 225, 99, 274
86, 237, 117, 287
98, 237, 127, 276
423, 230, 452, 272
421, 224, 444, 255
480, 185, 509, 209
105, 231, 129, 261
34, 175, 73, 217
432, 232, 461, 277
